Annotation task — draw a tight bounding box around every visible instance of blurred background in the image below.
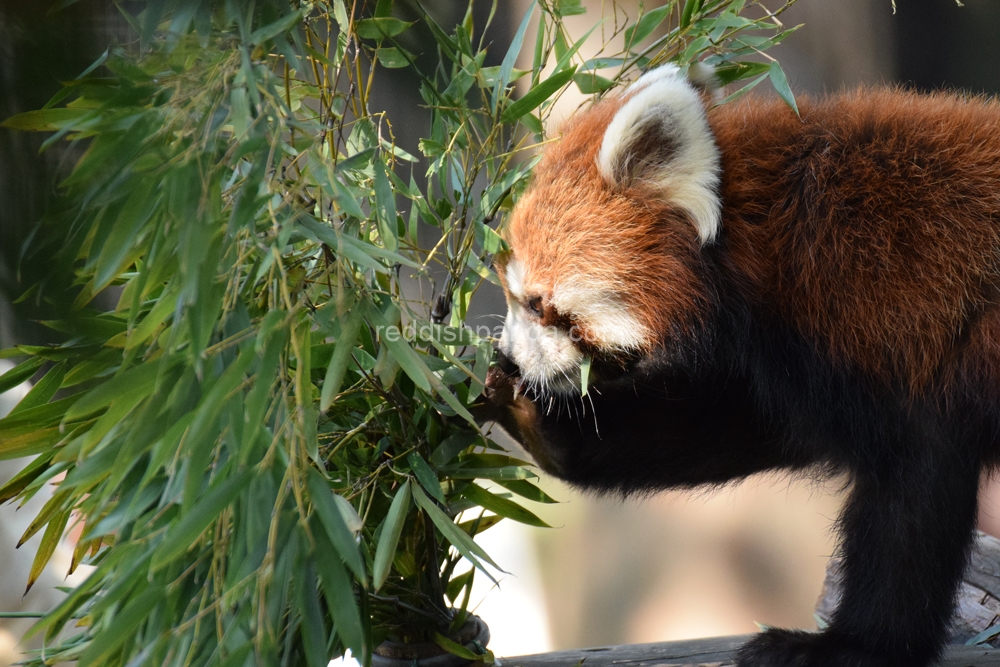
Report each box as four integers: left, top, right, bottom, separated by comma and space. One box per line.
4, 0, 1000, 663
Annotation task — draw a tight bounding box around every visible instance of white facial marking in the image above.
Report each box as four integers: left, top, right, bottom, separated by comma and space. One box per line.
551, 281, 650, 352
504, 257, 526, 301
499, 260, 650, 396
499, 300, 583, 396
597, 64, 722, 245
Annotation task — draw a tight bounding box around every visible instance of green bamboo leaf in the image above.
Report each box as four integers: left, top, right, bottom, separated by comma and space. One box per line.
297, 560, 329, 667
574, 71, 615, 94
768, 61, 799, 115
411, 484, 501, 580
680, 0, 703, 29
373, 158, 398, 252
93, 178, 158, 291
494, 479, 559, 504
77, 585, 164, 667
151, 468, 251, 571
0, 356, 44, 395
308, 468, 367, 585
551, 0, 587, 16
0, 107, 90, 131
461, 483, 550, 527
25, 509, 70, 594
9, 361, 66, 415
312, 518, 365, 658
458, 453, 534, 468
492, 0, 537, 111
719, 73, 768, 105
376, 47, 412, 69
0, 427, 65, 461
364, 302, 432, 393
407, 452, 445, 504
626, 4, 672, 45
217, 646, 253, 667
125, 283, 177, 350
0, 395, 79, 439
248, 9, 306, 44
372, 480, 410, 591
333, 493, 363, 534
321, 305, 363, 411
65, 359, 171, 421
18, 489, 70, 547
432, 632, 481, 661
500, 66, 577, 123
713, 61, 770, 86
181, 345, 255, 510
431, 433, 479, 467
354, 17, 413, 40
441, 466, 534, 481
0, 453, 53, 505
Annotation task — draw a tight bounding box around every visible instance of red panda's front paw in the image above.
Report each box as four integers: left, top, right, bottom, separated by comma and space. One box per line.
737, 630, 902, 667
471, 361, 523, 424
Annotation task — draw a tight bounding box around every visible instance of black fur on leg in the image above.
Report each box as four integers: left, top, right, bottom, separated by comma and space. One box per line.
736, 629, 885, 667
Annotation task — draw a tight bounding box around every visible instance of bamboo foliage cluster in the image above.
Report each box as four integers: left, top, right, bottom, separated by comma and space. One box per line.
0, 1, 796, 665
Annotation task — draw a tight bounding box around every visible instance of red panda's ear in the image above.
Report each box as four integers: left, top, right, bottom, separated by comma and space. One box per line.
597, 64, 722, 245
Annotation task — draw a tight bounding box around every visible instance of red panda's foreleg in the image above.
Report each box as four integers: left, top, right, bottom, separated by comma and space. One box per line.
481, 365, 797, 495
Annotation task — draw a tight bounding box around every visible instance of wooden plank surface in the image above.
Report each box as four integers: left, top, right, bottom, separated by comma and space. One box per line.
502, 635, 1000, 666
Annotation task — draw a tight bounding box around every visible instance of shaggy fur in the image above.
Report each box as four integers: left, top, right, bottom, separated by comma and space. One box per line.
482, 71, 1000, 667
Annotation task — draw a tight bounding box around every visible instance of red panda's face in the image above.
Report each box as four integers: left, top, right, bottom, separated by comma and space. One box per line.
497, 65, 721, 397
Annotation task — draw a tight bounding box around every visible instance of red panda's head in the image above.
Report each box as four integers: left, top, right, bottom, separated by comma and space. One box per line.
497, 65, 721, 396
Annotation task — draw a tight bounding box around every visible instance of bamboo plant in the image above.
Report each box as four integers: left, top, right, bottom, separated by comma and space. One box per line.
0, 1, 797, 665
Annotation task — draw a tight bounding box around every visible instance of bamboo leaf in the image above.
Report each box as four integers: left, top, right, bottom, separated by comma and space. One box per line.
321, 305, 364, 411
25, 509, 70, 594
77, 585, 164, 667
680, 0, 703, 29
494, 479, 559, 504
0, 453, 53, 505
1, 107, 90, 131
312, 517, 365, 658
372, 480, 410, 591
0, 356, 44, 395
9, 361, 66, 415
432, 632, 481, 661
626, 4, 672, 45
461, 483, 550, 528
0, 427, 65, 461
372, 158, 398, 252
430, 432, 479, 467
150, 468, 251, 571
500, 66, 577, 123
65, 359, 170, 421
248, 9, 305, 44
364, 302, 431, 393
297, 559, 329, 667
411, 484, 501, 577
354, 18, 413, 40
492, 0, 537, 112
308, 468, 367, 586
768, 61, 799, 115
407, 452, 445, 504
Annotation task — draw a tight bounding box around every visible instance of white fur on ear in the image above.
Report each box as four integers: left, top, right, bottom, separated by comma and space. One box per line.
597, 64, 722, 245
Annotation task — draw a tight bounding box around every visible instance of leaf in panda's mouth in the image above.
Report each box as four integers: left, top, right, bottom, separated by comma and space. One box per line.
580, 355, 592, 396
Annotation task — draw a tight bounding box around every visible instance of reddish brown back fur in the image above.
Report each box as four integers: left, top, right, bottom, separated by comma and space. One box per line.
711, 89, 1000, 391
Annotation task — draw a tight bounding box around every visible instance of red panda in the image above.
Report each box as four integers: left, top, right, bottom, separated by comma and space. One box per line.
480, 64, 1000, 667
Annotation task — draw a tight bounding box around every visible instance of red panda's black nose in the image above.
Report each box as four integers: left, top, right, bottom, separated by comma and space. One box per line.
496, 348, 520, 376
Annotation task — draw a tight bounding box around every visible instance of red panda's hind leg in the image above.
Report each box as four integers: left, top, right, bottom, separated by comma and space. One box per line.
737, 411, 981, 667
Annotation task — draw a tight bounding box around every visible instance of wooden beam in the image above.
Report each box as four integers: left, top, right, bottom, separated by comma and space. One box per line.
504, 635, 1000, 666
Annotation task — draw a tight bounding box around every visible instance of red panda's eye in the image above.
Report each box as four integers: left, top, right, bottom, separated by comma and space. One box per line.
526, 297, 544, 318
